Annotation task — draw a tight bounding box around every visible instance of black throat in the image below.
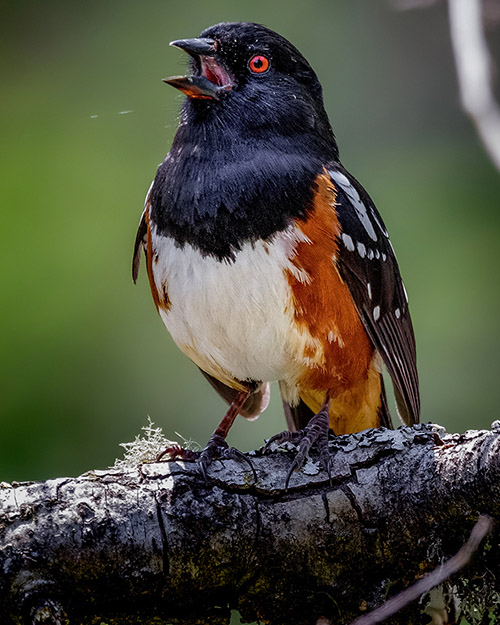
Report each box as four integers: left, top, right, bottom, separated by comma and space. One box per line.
149, 97, 338, 260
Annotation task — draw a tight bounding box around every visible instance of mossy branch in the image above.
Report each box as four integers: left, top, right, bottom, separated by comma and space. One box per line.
1, 424, 500, 625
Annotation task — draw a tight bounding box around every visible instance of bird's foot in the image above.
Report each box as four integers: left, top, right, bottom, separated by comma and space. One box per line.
156, 435, 256, 482
264, 407, 331, 489
156, 444, 199, 463
156, 389, 255, 481
198, 433, 257, 482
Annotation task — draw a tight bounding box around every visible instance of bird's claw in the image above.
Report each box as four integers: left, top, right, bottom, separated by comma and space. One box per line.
265, 409, 332, 489
198, 433, 257, 482
156, 444, 199, 463
155, 437, 256, 482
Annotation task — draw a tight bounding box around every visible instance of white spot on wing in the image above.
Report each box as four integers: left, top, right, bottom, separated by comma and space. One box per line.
367, 249, 374, 260
329, 169, 378, 241
357, 242, 366, 258
373, 305, 381, 321
341, 233, 355, 251
402, 282, 409, 303
395, 308, 401, 319
367, 283, 372, 300
370, 208, 388, 236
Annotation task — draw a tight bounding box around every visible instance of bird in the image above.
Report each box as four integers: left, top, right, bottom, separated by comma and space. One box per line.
133, 21, 420, 480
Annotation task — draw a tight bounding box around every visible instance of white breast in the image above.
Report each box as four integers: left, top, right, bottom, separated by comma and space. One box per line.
149, 222, 311, 390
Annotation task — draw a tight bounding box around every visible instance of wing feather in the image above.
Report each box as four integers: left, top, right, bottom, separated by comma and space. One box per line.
328, 165, 420, 424
132, 210, 147, 284
132, 181, 155, 284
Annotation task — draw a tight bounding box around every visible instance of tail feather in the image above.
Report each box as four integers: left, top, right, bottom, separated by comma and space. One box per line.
378, 375, 393, 430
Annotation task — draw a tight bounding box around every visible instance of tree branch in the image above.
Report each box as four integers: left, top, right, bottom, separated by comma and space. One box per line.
349, 514, 494, 625
448, 0, 500, 172
394, 0, 500, 172
1, 424, 500, 625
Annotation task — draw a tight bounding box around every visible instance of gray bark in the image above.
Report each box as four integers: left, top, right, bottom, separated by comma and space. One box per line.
1, 423, 499, 625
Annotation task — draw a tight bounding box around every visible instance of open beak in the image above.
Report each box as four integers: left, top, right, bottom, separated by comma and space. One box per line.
163, 37, 233, 100
170, 38, 217, 57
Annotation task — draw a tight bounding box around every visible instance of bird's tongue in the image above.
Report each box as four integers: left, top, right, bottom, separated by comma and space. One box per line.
200, 57, 232, 87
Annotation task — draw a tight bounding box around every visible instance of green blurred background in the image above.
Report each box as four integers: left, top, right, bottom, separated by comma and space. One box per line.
1, 0, 499, 483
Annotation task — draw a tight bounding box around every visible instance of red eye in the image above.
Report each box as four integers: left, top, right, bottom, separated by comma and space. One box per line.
248, 55, 270, 74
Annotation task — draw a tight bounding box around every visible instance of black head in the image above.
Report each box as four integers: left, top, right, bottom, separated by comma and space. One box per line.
165, 22, 337, 156
151, 23, 339, 259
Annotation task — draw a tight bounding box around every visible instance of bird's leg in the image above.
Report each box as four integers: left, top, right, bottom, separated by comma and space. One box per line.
265, 393, 332, 488
198, 389, 255, 480
156, 389, 256, 480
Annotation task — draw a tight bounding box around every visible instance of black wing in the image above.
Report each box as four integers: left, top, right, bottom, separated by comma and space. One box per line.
133, 181, 156, 284
328, 164, 420, 425
132, 209, 147, 284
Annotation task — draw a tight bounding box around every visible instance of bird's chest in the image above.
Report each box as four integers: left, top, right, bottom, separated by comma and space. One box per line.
148, 224, 310, 386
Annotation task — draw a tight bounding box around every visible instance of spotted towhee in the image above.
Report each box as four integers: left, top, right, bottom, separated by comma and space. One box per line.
133, 22, 420, 479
